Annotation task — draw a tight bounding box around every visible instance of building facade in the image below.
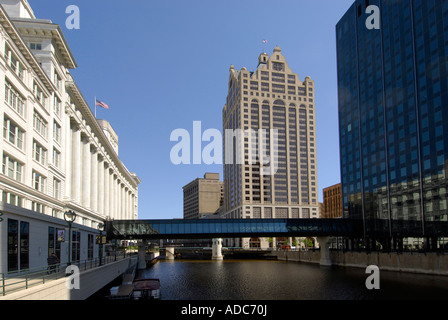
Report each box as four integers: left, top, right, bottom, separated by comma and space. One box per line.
222, 47, 319, 222
183, 173, 223, 219
337, 0, 448, 245
322, 183, 343, 219
0, 0, 140, 273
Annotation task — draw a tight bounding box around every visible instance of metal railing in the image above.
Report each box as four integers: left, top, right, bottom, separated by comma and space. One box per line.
1, 251, 137, 297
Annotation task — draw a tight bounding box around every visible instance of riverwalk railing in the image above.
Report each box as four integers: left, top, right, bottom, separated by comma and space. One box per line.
0, 251, 137, 297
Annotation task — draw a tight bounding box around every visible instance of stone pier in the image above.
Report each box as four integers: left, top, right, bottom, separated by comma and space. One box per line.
212, 238, 223, 260
165, 247, 175, 260
317, 236, 331, 266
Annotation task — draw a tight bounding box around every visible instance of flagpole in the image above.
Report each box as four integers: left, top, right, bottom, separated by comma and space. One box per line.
94, 96, 96, 118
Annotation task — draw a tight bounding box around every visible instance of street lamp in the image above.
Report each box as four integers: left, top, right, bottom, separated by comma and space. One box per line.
97, 223, 104, 266
64, 210, 77, 266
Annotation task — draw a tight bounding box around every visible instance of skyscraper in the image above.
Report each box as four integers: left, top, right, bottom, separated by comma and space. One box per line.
337, 0, 448, 246
222, 47, 319, 224
183, 173, 223, 219
323, 183, 343, 219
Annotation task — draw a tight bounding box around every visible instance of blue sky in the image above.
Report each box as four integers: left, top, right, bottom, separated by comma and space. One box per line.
30, 0, 355, 220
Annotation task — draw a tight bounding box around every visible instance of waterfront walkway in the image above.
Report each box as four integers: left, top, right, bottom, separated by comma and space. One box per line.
0, 253, 138, 299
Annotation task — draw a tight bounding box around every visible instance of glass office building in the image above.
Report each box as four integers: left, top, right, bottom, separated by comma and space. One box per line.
337, 0, 448, 245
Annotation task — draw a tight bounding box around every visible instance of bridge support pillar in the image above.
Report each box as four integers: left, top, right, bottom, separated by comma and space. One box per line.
138, 240, 148, 269
165, 247, 175, 260
212, 238, 223, 260
317, 236, 332, 266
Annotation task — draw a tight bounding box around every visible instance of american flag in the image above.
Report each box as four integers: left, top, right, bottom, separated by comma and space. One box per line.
262, 39, 268, 44
95, 99, 109, 110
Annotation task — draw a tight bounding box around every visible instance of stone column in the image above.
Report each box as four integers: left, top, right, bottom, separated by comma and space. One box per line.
115, 177, 119, 219
111, 175, 115, 219
129, 191, 132, 219
125, 188, 129, 219
71, 124, 82, 203
90, 146, 98, 212
111, 174, 115, 219
97, 156, 104, 215
103, 164, 110, 217
65, 117, 72, 199
82, 136, 91, 208
117, 180, 121, 220
131, 194, 135, 218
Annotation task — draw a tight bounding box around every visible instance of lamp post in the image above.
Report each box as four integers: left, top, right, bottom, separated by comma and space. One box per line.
97, 223, 104, 266
64, 210, 77, 266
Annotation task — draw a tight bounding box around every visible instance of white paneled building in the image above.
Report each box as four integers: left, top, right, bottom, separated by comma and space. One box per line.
0, 1, 140, 273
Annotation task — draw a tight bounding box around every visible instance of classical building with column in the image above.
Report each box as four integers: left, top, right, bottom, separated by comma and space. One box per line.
0, 0, 140, 274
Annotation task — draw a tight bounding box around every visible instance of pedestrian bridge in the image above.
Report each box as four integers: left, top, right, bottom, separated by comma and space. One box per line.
105, 218, 362, 240
105, 218, 448, 265
105, 218, 448, 240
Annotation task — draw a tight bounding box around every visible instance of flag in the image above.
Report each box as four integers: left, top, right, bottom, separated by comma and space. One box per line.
95, 99, 109, 110
262, 39, 268, 44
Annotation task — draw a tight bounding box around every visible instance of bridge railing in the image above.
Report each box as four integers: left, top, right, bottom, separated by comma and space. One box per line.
0, 251, 137, 297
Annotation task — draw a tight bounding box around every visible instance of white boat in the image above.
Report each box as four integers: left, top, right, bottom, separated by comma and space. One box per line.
132, 278, 161, 300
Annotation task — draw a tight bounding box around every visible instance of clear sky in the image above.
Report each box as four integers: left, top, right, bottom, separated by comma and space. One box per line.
29, 0, 355, 220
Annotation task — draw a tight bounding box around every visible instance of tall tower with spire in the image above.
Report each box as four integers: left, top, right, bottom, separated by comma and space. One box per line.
222, 47, 319, 247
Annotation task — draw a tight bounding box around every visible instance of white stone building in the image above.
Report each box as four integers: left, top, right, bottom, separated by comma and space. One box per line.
0, 0, 140, 274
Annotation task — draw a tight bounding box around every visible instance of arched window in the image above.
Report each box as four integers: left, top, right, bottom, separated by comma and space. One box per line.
273, 99, 285, 106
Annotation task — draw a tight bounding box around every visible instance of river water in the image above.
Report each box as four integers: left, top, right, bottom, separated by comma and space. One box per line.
135, 259, 448, 300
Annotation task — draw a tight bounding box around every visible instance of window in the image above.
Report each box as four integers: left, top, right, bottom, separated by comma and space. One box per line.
32, 171, 46, 192
2, 154, 23, 182
48, 227, 61, 260
272, 62, 284, 72
53, 149, 61, 168
271, 72, 285, 83
53, 121, 61, 144
2, 191, 23, 207
33, 82, 46, 107
3, 117, 24, 150
272, 84, 285, 93
5, 45, 24, 80
31, 201, 45, 213
20, 221, 29, 270
72, 231, 81, 262
5, 81, 25, 117
88, 234, 94, 260
53, 178, 60, 199
29, 43, 42, 50
33, 112, 47, 138
53, 96, 61, 117
7, 219, 19, 272
7, 219, 29, 272
33, 140, 47, 165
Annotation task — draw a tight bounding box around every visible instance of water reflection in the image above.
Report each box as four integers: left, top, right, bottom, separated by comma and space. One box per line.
137, 259, 448, 300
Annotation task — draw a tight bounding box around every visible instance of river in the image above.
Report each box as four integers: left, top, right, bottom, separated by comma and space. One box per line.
134, 258, 448, 300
